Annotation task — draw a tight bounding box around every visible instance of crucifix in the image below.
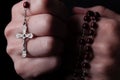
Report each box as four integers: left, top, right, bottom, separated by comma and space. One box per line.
16, 1, 33, 58
16, 22, 33, 57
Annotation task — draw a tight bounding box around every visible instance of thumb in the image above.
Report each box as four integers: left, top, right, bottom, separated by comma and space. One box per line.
73, 6, 120, 20
73, 7, 87, 14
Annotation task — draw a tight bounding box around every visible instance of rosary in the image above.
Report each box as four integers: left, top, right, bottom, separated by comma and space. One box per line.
16, 1, 33, 58
71, 11, 100, 80
15, 0, 101, 79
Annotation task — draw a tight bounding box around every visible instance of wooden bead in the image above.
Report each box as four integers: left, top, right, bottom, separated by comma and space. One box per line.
83, 52, 94, 61
84, 45, 93, 52
23, 1, 30, 8
84, 16, 91, 22
95, 12, 101, 18
86, 38, 94, 44
79, 38, 86, 45
90, 22, 98, 29
82, 23, 89, 29
86, 11, 94, 17
81, 62, 91, 69
88, 29, 95, 36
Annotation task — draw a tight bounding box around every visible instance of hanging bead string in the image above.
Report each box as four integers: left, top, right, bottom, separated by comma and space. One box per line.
22, 1, 29, 57
72, 11, 100, 80
16, 1, 33, 58
23, 0, 30, 21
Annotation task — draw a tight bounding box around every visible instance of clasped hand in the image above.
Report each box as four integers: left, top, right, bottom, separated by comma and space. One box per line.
4, 0, 120, 80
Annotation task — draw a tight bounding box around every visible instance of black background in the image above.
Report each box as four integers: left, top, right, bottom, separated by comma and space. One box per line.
0, 0, 23, 79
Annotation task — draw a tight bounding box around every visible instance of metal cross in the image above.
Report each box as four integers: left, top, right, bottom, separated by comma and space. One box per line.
16, 23, 33, 57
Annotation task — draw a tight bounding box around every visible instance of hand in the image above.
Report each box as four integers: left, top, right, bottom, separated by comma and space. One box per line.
4, 0, 67, 79
70, 6, 120, 80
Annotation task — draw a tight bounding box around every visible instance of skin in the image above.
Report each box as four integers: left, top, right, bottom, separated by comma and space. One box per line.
5, 0, 67, 79
4, 0, 120, 80
72, 6, 120, 80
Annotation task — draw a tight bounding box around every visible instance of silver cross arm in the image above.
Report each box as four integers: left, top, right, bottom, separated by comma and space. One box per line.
16, 23, 33, 57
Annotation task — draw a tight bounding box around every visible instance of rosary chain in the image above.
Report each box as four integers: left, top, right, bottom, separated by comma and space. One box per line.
72, 11, 100, 80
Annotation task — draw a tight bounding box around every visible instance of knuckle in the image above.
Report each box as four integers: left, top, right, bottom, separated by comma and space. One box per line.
15, 57, 59, 79
4, 24, 10, 38
91, 56, 114, 75
11, 2, 19, 15
32, 37, 55, 56
14, 63, 25, 78
94, 6, 106, 13
30, 0, 66, 19
100, 18, 118, 30
92, 63, 105, 73
4, 28, 9, 38
104, 19, 117, 28
34, 14, 53, 29
28, 14, 53, 36
93, 43, 111, 56
42, 14, 53, 28
6, 45, 15, 55
4, 22, 14, 38
42, 38, 63, 56
43, 37, 55, 53
43, 37, 63, 55
6, 43, 20, 56
15, 62, 36, 79
30, 0, 50, 14
40, 14, 66, 36
95, 6, 105, 10
91, 61, 111, 74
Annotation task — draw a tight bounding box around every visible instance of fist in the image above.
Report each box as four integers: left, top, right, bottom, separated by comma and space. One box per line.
70, 6, 120, 80
4, 0, 67, 79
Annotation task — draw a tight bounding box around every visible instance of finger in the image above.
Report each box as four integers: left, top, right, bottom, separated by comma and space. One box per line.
71, 15, 118, 80
6, 36, 63, 57
90, 57, 113, 80
71, 14, 119, 54
28, 14, 67, 38
92, 18, 119, 57
27, 37, 63, 57
12, 0, 67, 21
73, 6, 120, 20
10, 54, 59, 79
90, 18, 116, 78
5, 14, 67, 39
